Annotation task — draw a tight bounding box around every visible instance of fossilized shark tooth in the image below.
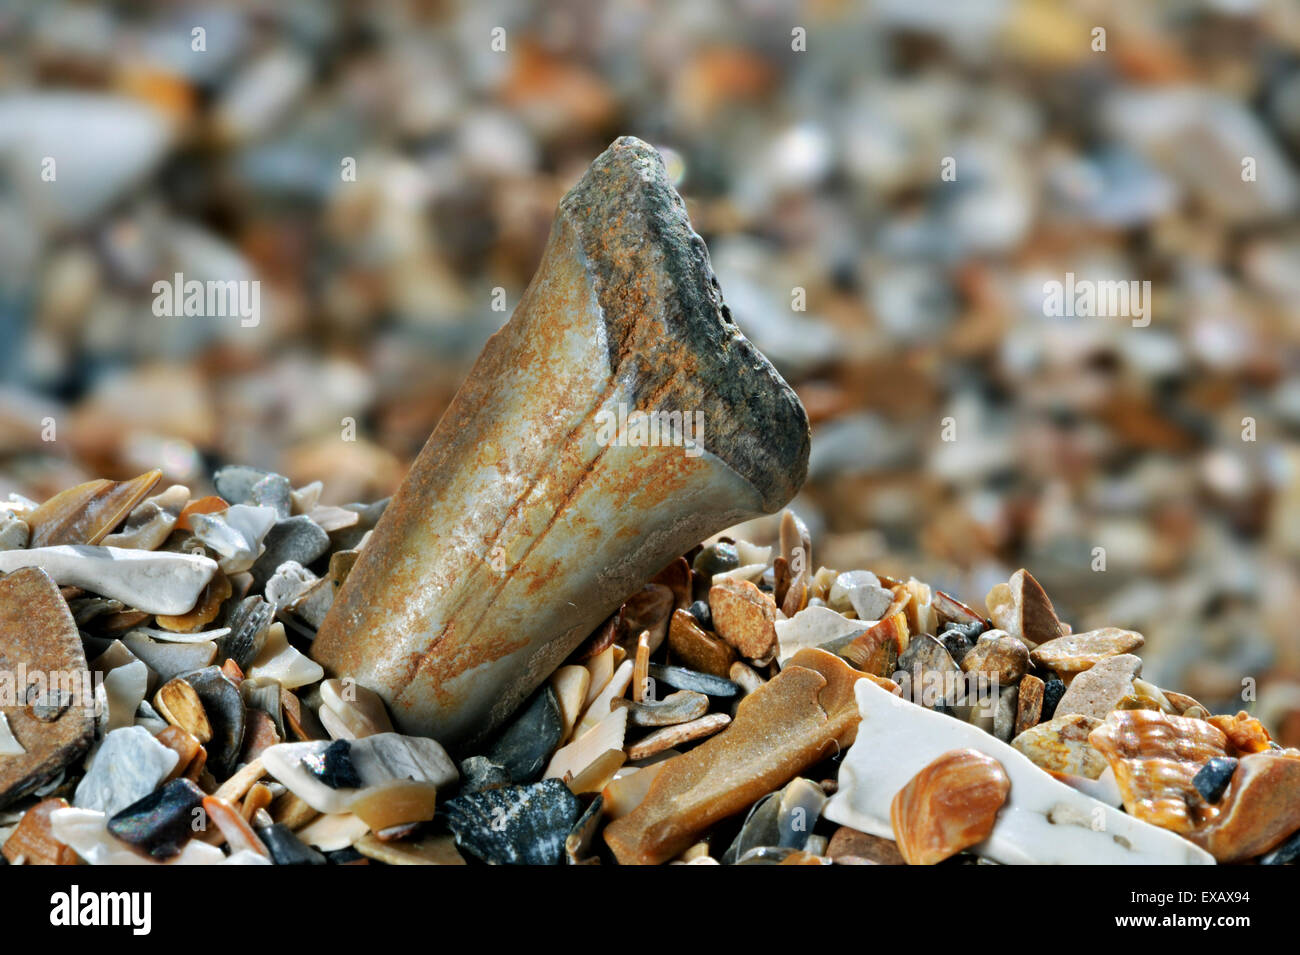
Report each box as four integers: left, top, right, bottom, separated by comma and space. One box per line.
311, 137, 810, 749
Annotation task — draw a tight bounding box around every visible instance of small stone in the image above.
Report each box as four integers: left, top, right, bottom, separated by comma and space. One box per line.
619, 584, 673, 654
213, 465, 272, 504
611, 690, 709, 727
993, 686, 1019, 742
687, 599, 712, 631
960, 631, 1030, 685
895, 633, 965, 711
938, 628, 975, 664
1054, 654, 1142, 720
444, 779, 582, 865
250, 516, 330, 587
459, 756, 512, 793
1192, 756, 1239, 803
303, 740, 364, 789
1014, 674, 1045, 736
647, 663, 740, 698
217, 596, 273, 671
984, 569, 1066, 649
257, 822, 327, 865
827, 570, 880, 613
890, 748, 1010, 865
932, 590, 985, 630
827, 825, 906, 865
727, 661, 765, 696
51, 806, 226, 865
774, 605, 869, 664
354, 831, 465, 865
487, 685, 564, 785
626, 713, 731, 760
121, 635, 216, 686
546, 709, 627, 781
1041, 673, 1065, 720
176, 666, 246, 779
1260, 829, 1300, 866
839, 612, 908, 677
848, 583, 894, 621
1029, 628, 1145, 675
692, 542, 739, 578
708, 578, 778, 661
0, 546, 218, 616
73, 726, 180, 816
106, 778, 206, 860
1011, 714, 1108, 778
1206, 711, 1273, 756
668, 608, 735, 677
246, 621, 323, 690
548, 666, 591, 740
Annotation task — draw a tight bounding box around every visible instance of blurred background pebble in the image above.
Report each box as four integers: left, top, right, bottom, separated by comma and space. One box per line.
1, 0, 1299, 736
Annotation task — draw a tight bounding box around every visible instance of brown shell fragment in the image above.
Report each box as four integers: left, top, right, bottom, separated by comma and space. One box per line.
1011, 714, 1108, 779
1206, 711, 1273, 756
1015, 674, 1044, 735
889, 748, 1010, 865
985, 569, 1065, 649
155, 570, 231, 632
839, 611, 908, 677
826, 825, 907, 865
1029, 628, 1145, 675
25, 470, 162, 548
603, 647, 862, 865
1089, 709, 1230, 834
1, 797, 78, 865
708, 578, 778, 661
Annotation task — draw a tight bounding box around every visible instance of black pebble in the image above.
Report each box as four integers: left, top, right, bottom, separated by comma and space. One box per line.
688, 600, 713, 630
1192, 756, 1238, 803
938, 630, 974, 664
107, 779, 206, 860
325, 846, 368, 865
1260, 829, 1300, 865
1040, 673, 1066, 721
258, 824, 327, 865
304, 739, 363, 789
939, 620, 984, 642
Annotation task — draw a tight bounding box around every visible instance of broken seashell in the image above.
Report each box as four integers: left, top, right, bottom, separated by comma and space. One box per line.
73, 726, 180, 816
890, 749, 1010, 865
107, 778, 206, 860
246, 622, 324, 689
984, 569, 1065, 649
549, 665, 591, 739
575, 660, 633, 737
1088, 709, 1230, 834
546, 708, 628, 782
1191, 751, 1300, 862
310, 137, 810, 749
1206, 711, 1273, 756
1, 797, 79, 865
612, 689, 709, 727
825, 676, 1214, 864
318, 677, 395, 739
26, 471, 162, 548
959, 630, 1030, 685
0, 545, 218, 616
774, 604, 869, 664
154, 677, 213, 743
50, 807, 225, 865
262, 733, 457, 814
626, 713, 731, 760
839, 611, 909, 677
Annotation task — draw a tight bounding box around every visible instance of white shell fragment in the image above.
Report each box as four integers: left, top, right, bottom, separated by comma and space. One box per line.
0, 545, 218, 615
72, 727, 181, 816
50, 808, 227, 865
189, 504, 277, 574
774, 605, 869, 664
823, 677, 1215, 865
246, 622, 324, 689
261, 733, 458, 814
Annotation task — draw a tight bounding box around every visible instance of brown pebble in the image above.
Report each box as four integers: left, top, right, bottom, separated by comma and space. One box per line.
154, 677, 213, 743
1, 797, 78, 865
1014, 674, 1044, 736
1029, 627, 1145, 675
668, 608, 735, 677
890, 748, 1010, 865
626, 713, 731, 760
709, 578, 778, 661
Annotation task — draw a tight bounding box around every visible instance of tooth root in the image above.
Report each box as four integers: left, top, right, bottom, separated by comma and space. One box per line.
311, 137, 810, 749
